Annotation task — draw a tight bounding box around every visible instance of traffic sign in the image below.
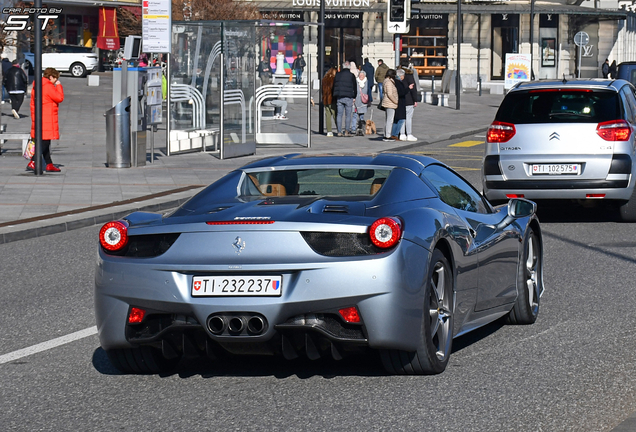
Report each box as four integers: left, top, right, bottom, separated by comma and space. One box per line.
574, 31, 589, 47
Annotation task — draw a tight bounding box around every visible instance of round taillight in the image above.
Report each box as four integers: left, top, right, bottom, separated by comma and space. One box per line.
99, 221, 129, 252
369, 217, 402, 248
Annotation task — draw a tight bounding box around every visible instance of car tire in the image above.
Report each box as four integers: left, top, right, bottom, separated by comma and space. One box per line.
380, 249, 454, 375
506, 227, 541, 325
618, 185, 636, 222
70, 62, 87, 78
105, 346, 180, 374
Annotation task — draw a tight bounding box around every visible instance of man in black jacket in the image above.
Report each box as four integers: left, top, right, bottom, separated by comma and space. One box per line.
4, 59, 28, 119
332, 61, 357, 137
362, 58, 374, 103
292, 54, 306, 84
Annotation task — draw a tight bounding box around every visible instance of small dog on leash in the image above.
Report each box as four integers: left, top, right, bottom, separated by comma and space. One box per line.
365, 119, 376, 135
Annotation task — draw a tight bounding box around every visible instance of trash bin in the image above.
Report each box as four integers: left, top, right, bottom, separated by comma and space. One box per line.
105, 97, 131, 168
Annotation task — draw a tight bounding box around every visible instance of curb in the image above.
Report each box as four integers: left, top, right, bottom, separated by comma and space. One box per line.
0, 187, 204, 244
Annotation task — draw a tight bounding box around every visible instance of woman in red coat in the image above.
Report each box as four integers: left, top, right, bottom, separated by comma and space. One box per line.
27, 67, 64, 172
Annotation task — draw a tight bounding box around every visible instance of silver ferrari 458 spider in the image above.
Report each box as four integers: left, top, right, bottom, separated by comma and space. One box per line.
95, 153, 544, 375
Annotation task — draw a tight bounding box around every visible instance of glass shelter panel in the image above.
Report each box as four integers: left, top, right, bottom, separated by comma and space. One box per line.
222, 22, 257, 158
168, 20, 314, 159
169, 23, 224, 155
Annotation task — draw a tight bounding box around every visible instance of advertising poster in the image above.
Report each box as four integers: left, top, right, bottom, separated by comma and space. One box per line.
504, 53, 531, 89
541, 38, 556, 67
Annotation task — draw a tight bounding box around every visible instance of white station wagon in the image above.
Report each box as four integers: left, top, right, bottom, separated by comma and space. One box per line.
482, 78, 636, 221
23, 44, 98, 78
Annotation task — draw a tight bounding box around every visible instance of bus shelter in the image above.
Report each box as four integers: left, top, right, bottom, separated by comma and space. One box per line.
167, 20, 317, 160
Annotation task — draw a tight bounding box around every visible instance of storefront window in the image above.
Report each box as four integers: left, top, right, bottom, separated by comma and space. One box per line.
324, 12, 363, 70
402, 14, 448, 77
491, 14, 519, 80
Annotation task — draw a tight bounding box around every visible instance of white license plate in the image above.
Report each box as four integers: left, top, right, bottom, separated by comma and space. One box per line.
531, 164, 581, 175
192, 276, 282, 297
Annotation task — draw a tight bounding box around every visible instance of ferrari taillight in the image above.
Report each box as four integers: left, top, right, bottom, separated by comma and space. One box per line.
339, 307, 361, 323
369, 217, 402, 249
487, 121, 516, 143
99, 220, 129, 252
597, 120, 632, 141
128, 307, 146, 324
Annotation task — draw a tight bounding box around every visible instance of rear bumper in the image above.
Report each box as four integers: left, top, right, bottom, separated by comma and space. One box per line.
95, 241, 432, 354
484, 178, 633, 200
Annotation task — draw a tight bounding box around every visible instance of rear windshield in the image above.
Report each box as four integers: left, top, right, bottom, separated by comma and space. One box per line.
241, 168, 392, 198
496, 90, 621, 124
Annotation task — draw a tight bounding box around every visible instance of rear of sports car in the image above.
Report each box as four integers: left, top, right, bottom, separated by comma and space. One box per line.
95, 165, 437, 370
482, 82, 636, 217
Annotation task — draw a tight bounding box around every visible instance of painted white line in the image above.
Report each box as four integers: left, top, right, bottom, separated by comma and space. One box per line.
0, 326, 97, 365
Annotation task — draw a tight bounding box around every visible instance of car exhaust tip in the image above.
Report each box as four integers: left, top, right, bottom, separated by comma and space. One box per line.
247, 316, 266, 335
207, 315, 227, 335
228, 316, 245, 334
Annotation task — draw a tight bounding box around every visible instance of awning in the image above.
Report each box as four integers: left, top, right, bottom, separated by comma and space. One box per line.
253, 1, 626, 20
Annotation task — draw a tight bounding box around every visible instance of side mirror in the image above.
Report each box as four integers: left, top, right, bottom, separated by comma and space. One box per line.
496, 198, 537, 230
508, 198, 537, 218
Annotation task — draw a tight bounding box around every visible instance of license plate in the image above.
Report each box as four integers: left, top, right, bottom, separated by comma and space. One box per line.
531, 164, 581, 175
191, 276, 282, 297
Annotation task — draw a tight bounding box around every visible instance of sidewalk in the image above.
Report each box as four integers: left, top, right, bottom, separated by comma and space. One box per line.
0, 72, 504, 243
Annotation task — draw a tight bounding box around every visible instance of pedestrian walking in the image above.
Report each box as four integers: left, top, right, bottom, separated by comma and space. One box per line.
27, 67, 64, 173
4, 59, 28, 119
601, 59, 610, 78
351, 70, 369, 134
257, 57, 272, 85
375, 59, 389, 101
1, 54, 12, 101
333, 61, 357, 137
610, 60, 617, 79
292, 53, 306, 84
362, 57, 374, 103
381, 69, 398, 141
399, 64, 419, 141
392, 68, 413, 140
322, 66, 337, 136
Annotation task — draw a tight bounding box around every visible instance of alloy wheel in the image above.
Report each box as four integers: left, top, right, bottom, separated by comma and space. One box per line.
429, 262, 452, 361
526, 235, 540, 312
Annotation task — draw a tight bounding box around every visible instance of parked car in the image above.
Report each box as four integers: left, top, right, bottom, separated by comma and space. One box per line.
482, 78, 636, 221
95, 153, 544, 375
616, 61, 636, 86
23, 44, 98, 78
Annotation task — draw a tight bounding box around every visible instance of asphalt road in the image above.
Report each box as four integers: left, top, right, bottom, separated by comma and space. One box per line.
2, 136, 636, 431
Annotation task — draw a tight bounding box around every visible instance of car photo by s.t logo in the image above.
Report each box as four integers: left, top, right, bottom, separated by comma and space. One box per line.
2, 8, 61, 31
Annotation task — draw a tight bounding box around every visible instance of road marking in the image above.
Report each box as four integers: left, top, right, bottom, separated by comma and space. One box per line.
450, 166, 481, 171
450, 140, 484, 147
0, 326, 97, 365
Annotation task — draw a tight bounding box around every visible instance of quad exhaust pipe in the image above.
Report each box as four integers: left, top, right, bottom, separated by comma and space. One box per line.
207, 313, 267, 336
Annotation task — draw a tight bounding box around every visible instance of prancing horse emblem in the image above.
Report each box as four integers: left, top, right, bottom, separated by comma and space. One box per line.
232, 237, 245, 254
